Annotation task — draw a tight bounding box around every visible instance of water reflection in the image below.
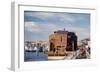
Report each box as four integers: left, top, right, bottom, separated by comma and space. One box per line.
24, 51, 48, 62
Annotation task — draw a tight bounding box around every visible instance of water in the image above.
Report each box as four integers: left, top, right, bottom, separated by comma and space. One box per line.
24, 51, 48, 62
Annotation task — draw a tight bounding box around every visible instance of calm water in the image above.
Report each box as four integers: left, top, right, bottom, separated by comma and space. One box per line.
24, 52, 48, 62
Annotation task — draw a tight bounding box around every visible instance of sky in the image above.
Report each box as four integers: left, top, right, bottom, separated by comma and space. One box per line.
24, 11, 90, 41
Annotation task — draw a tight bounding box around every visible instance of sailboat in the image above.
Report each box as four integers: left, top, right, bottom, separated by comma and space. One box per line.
24, 46, 30, 52
33, 46, 38, 52
25, 46, 28, 50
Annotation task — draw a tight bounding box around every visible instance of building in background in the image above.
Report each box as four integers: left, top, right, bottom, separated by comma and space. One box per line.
48, 29, 77, 56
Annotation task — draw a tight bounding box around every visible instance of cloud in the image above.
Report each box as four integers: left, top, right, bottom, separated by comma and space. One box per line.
24, 11, 90, 41
24, 11, 55, 21
24, 11, 78, 24
25, 21, 60, 32
58, 14, 76, 23
25, 22, 41, 32
25, 21, 90, 40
